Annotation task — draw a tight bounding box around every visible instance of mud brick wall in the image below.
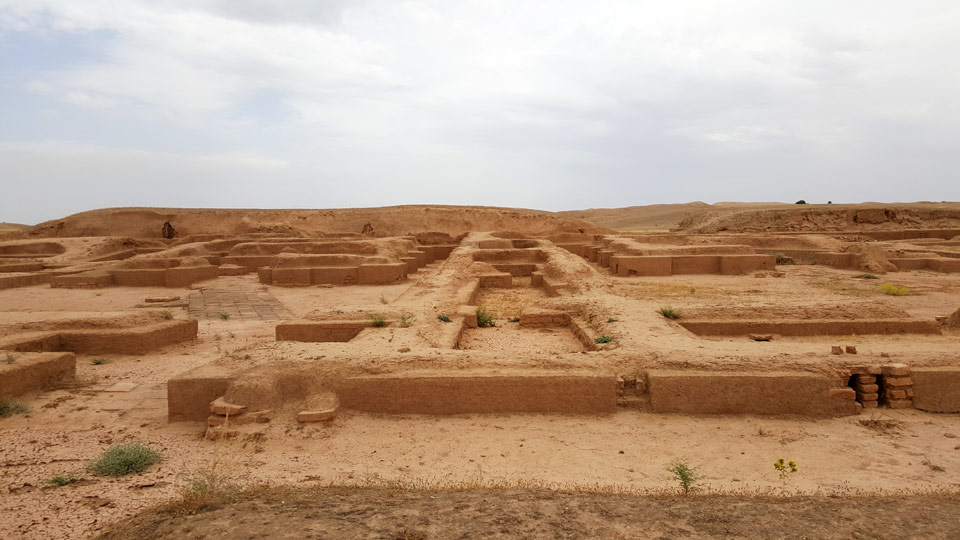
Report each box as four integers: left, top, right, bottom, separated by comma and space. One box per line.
851, 372, 880, 409
0, 352, 75, 398
0, 272, 50, 290
647, 370, 861, 416
519, 309, 570, 328
50, 271, 114, 289
334, 371, 617, 414
357, 263, 406, 284
57, 319, 199, 355
165, 266, 218, 287
478, 273, 512, 288
912, 367, 960, 412
167, 364, 237, 422
678, 319, 941, 337
275, 321, 368, 342
880, 364, 914, 409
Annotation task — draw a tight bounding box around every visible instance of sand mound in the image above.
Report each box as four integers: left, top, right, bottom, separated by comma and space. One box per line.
14, 206, 610, 239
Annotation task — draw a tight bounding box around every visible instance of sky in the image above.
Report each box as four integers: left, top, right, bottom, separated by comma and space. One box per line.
1, 1, 959, 224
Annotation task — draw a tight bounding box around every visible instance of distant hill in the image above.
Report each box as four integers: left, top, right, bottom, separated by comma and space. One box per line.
0, 222, 30, 234
557, 202, 789, 231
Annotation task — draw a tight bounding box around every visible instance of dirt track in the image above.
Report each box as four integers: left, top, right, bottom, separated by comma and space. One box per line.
97, 486, 960, 540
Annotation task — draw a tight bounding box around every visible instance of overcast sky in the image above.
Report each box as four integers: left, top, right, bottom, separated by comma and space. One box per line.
1, 1, 958, 224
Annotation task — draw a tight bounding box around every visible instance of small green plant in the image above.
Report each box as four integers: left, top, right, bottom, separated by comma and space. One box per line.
879, 284, 910, 296
94, 292, 103, 297
4, 354, 15, 364
163, 311, 174, 320
594, 335, 614, 344
773, 253, 792, 265
476, 307, 496, 328
508, 317, 520, 323
606, 318, 618, 323
91, 358, 107, 365
853, 273, 878, 280
370, 315, 388, 327
795, 200, 807, 204
398, 312, 414, 328
667, 461, 697, 494
379, 294, 388, 305
774, 457, 798, 484
658, 307, 681, 320
175, 468, 240, 511
0, 399, 29, 418
87, 443, 162, 477
436, 315, 452, 323
47, 473, 82, 487
219, 313, 230, 320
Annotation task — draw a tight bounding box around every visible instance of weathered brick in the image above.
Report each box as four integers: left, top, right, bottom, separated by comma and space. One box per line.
856, 374, 877, 383
885, 377, 913, 388
882, 363, 910, 376
855, 383, 879, 393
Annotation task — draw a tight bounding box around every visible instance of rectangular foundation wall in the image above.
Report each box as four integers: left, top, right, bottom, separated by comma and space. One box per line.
335, 372, 617, 414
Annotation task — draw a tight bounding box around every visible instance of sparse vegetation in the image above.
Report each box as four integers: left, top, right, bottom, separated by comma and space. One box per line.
477, 307, 495, 328
163, 311, 174, 320
774, 457, 798, 484
666, 461, 697, 494
91, 357, 107, 365
379, 294, 388, 305
87, 443, 162, 477
594, 335, 614, 344
436, 314, 452, 323
853, 273, 879, 280
174, 468, 241, 512
4, 354, 15, 364
606, 318, 618, 323
773, 253, 791, 265
219, 313, 230, 320
658, 307, 681, 320
879, 284, 910, 296
0, 399, 29, 418
795, 200, 807, 205
508, 317, 520, 323
370, 315, 388, 327
47, 473, 82, 487
398, 312, 414, 328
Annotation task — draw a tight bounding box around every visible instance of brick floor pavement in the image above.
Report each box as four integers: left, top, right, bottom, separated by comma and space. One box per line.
188, 287, 293, 320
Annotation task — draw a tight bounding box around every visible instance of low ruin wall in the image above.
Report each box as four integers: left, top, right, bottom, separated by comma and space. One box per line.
335, 371, 617, 414
647, 370, 859, 416
167, 364, 237, 422
911, 367, 960, 412
0, 352, 75, 398
678, 319, 941, 336
276, 321, 368, 342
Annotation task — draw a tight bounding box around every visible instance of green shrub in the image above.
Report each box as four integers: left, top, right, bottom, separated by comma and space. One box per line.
436, 315, 452, 323
594, 335, 614, 344
773, 253, 792, 265
477, 307, 495, 328
4, 354, 14, 364
379, 294, 388, 305
218, 313, 230, 320
667, 461, 697, 494
87, 443, 162, 476
91, 357, 107, 365
507, 317, 520, 323
0, 399, 29, 418
853, 273, 878, 280
370, 315, 388, 327
398, 312, 413, 328
607, 318, 618, 323
795, 200, 807, 204
47, 474, 82, 487
879, 284, 910, 296
658, 307, 681, 320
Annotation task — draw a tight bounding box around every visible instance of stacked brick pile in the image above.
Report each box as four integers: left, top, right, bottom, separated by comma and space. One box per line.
881, 363, 914, 408
851, 371, 881, 409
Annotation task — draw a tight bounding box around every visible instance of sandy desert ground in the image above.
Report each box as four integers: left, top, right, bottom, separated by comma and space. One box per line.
1, 203, 960, 539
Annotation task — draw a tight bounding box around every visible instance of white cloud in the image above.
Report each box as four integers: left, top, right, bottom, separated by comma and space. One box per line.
1, 0, 959, 223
